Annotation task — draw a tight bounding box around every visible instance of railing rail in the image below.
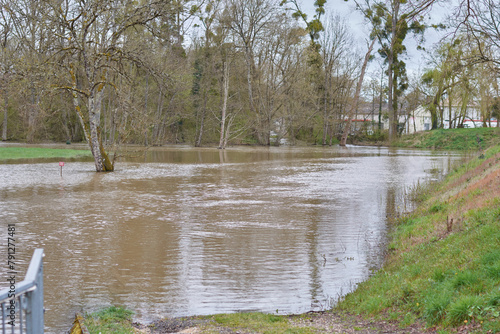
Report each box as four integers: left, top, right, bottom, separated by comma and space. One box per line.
1, 249, 44, 334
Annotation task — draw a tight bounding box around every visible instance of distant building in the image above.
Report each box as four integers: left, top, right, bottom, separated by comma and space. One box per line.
346, 101, 388, 135
401, 103, 498, 134
403, 106, 432, 134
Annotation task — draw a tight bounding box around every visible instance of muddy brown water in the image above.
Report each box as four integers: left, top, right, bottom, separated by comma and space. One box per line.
0, 145, 460, 333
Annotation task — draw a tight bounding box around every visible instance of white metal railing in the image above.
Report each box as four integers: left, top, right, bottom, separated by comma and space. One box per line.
0, 249, 44, 334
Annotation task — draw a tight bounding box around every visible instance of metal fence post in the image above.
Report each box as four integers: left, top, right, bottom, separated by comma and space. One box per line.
0, 248, 44, 334
23, 249, 44, 334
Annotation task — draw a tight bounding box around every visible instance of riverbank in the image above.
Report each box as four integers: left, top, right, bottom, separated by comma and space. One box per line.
80, 142, 499, 333
84, 307, 433, 333
2, 128, 498, 158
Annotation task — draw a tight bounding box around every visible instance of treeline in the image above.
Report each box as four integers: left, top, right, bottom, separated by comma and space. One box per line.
0, 0, 499, 171
0, 0, 360, 151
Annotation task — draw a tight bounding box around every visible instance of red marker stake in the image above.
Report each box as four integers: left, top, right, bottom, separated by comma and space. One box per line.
59, 161, 65, 177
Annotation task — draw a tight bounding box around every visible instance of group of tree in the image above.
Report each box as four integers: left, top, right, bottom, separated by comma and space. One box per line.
420, 0, 500, 130
0, 0, 499, 171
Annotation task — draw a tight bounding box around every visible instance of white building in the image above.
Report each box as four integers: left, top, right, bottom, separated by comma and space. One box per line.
403, 106, 432, 133
402, 104, 498, 134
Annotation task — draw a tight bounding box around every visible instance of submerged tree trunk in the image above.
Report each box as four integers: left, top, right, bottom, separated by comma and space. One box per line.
70, 65, 114, 172
340, 38, 375, 147
88, 87, 114, 172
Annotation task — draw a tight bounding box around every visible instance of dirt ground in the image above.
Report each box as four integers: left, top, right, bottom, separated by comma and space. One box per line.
132, 311, 487, 334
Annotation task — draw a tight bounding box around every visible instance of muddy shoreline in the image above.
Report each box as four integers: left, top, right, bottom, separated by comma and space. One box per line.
132, 310, 452, 333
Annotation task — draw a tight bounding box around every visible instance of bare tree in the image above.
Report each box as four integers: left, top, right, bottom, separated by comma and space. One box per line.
223, 0, 281, 145
318, 14, 357, 146
38, 0, 177, 171
0, 3, 12, 141
340, 38, 375, 146
458, 0, 500, 70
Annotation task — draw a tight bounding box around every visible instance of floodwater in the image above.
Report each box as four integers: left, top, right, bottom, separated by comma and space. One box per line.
0, 145, 460, 333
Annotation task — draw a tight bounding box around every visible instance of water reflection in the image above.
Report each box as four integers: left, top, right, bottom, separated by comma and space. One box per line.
0, 146, 460, 333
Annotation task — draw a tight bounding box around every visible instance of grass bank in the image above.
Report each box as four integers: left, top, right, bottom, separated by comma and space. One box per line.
0, 146, 91, 160
393, 127, 500, 151
354, 128, 500, 151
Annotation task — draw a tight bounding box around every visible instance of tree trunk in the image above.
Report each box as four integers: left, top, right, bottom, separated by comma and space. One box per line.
61, 94, 71, 142
194, 90, 208, 147
388, 1, 399, 141
413, 109, 416, 133
387, 55, 395, 138
2, 93, 7, 141
153, 88, 163, 145
244, 46, 265, 144
340, 38, 375, 146
144, 74, 149, 146
219, 60, 229, 149
88, 87, 114, 172
69, 61, 113, 172
439, 100, 444, 128
448, 87, 453, 128
26, 88, 39, 143
322, 75, 329, 146
195, 93, 207, 147
378, 70, 383, 130
224, 113, 235, 149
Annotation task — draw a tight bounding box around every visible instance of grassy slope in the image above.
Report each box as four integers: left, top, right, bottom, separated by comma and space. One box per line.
394, 128, 500, 151
0, 146, 91, 160
336, 144, 500, 333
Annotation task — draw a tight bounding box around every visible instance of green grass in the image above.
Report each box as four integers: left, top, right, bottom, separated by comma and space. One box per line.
394, 128, 500, 151
208, 312, 316, 334
336, 144, 500, 332
0, 146, 92, 160
84, 306, 135, 334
